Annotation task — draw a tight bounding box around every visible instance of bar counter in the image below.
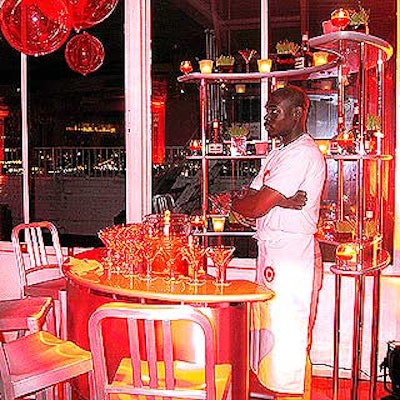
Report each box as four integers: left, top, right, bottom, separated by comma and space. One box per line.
63, 248, 274, 400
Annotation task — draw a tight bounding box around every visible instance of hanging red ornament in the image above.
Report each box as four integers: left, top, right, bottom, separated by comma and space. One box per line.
65, 31, 105, 76
0, 0, 72, 56
66, 0, 119, 32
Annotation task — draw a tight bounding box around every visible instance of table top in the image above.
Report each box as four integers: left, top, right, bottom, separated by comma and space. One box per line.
63, 248, 274, 304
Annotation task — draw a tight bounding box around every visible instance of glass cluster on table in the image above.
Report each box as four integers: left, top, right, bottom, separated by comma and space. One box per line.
98, 211, 235, 286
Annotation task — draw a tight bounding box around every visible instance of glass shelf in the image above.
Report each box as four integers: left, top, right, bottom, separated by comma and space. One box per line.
330, 249, 391, 276
309, 31, 393, 71
187, 155, 266, 160
326, 154, 393, 161
194, 231, 255, 237
177, 56, 342, 84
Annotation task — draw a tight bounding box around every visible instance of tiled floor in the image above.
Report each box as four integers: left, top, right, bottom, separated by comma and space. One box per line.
249, 371, 392, 399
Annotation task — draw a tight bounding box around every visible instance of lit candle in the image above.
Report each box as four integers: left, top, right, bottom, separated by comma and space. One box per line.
211, 215, 226, 232
336, 243, 358, 262
313, 52, 329, 66
180, 60, 193, 75
257, 59, 272, 73
330, 8, 350, 30
199, 59, 214, 74
163, 210, 171, 236
235, 84, 246, 94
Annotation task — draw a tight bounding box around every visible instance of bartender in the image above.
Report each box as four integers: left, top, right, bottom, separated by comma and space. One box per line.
231, 85, 326, 399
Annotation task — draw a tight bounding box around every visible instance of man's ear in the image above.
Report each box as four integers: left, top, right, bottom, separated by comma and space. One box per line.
292, 106, 303, 118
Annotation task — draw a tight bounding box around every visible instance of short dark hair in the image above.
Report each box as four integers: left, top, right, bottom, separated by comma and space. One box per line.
271, 85, 310, 111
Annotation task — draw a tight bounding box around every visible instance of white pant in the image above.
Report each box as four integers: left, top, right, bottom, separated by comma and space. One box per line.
250, 231, 321, 394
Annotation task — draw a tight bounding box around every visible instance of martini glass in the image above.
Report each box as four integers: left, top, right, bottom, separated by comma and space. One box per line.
98, 224, 123, 275
181, 242, 207, 286
139, 234, 161, 281
238, 49, 257, 73
206, 245, 235, 287
125, 223, 144, 278
160, 236, 186, 283
104, 225, 131, 275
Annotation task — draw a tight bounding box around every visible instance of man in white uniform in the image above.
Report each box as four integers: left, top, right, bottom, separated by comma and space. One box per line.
231, 85, 326, 399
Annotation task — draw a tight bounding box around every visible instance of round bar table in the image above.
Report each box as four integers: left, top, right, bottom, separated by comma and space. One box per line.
63, 248, 274, 400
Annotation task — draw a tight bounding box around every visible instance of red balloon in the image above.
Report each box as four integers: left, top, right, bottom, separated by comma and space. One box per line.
66, 0, 119, 31
65, 31, 105, 76
0, 0, 72, 56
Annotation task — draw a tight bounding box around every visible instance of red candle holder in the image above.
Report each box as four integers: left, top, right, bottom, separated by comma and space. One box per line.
330, 8, 351, 30
180, 60, 193, 75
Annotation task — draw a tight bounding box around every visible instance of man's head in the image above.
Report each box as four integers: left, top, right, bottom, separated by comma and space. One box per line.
264, 85, 310, 141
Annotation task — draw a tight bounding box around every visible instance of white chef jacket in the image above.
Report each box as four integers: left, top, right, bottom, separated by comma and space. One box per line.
250, 134, 326, 394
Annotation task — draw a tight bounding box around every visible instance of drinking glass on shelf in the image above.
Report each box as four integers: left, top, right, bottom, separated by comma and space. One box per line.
238, 49, 257, 73
181, 242, 207, 286
206, 245, 235, 287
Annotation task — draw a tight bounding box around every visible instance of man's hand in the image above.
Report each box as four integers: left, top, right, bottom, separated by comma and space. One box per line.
230, 209, 256, 229
281, 190, 308, 210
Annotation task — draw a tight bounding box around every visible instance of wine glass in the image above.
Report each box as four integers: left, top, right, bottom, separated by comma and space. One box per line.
206, 245, 235, 287
181, 242, 207, 286
238, 49, 257, 73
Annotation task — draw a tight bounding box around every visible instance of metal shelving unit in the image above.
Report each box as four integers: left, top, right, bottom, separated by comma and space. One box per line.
310, 31, 393, 400
178, 57, 340, 238
178, 31, 394, 400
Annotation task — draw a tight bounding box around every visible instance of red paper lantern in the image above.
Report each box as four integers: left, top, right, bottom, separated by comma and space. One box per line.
66, 0, 119, 32
65, 31, 105, 76
0, 0, 72, 56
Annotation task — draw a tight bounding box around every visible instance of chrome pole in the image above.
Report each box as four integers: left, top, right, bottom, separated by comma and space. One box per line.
369, 270, 381, 400
332, 274, 341, 400
351, 275, 365, 400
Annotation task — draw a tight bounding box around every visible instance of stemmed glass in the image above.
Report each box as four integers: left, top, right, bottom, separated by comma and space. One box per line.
125, 223, 144, 278
105, 225, 131, 275
238, 49, 257, 73
160, 236, 186, 283
98, 224, 122, 275
181, 241, 207, 286
139, 233, 161, 281
206, 245, 235, 287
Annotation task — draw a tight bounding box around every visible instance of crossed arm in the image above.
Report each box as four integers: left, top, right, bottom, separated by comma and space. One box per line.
231, 186, 307, 219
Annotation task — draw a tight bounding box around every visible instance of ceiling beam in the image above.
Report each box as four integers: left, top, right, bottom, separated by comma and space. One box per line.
223, 15, 300, 30
168, 0, 214, 28
210, 0, 221, 51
